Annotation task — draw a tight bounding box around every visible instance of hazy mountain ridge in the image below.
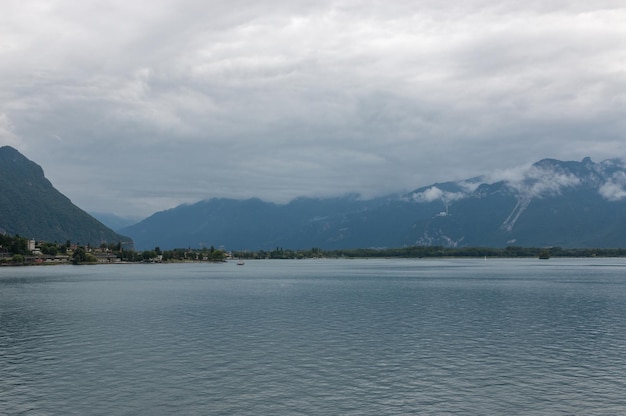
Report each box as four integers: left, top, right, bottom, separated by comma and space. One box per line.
0, 146, 131, 246
121, 156, 626, 251
89, 212, 143, 231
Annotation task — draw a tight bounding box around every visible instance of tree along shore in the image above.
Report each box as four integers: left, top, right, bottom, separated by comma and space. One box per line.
5, 234, 626, 266
233, 245, 624, 260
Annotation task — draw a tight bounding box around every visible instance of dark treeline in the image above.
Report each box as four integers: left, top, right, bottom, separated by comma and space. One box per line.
5, 232, 626, 265
234, 245, 626, 259
118, 246, 227, 263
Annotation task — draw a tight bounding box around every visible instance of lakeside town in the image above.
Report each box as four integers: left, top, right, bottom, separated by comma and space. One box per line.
0, 235, 228, 265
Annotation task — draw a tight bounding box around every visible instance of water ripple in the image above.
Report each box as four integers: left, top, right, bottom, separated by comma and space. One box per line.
2, 259, 626, 414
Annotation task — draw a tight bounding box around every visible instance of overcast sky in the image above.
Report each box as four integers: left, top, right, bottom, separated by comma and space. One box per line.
2, 1, 625, 217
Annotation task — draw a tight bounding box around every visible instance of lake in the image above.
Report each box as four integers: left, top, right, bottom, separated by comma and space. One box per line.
2, 258, 626, 415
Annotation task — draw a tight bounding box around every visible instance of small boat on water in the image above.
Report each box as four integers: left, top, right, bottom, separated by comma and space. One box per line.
237, 260, 245, 266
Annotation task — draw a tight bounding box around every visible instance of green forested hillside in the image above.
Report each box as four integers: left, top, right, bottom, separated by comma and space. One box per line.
0, 146, 131, 246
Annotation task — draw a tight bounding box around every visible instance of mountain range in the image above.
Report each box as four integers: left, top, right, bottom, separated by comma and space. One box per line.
0, 146, 131, 246
4, 144, 626, 252
121, 156, 626, 251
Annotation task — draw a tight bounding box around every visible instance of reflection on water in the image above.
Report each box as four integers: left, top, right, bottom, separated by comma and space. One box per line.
1, 259, 626, 414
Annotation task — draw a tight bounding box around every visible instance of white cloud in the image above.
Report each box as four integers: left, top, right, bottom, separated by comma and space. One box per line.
412, 187, 444, 203
599, 182, 626, 201
487, 163, 581, 198
519, 167, 580, 198
411, 186, 467, 204
457, 180, 483, 193
599, 172, 626, 201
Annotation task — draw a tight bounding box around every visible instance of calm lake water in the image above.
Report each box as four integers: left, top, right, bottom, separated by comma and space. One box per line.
2, 258, 626, 415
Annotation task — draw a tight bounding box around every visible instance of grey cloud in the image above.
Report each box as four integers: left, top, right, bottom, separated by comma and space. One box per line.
0, 114, 20, 147
1, 0, 625, 216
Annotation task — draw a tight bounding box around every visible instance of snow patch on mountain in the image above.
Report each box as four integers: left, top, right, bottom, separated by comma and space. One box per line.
416, 230, 465, 247
500, 195, 532, 232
